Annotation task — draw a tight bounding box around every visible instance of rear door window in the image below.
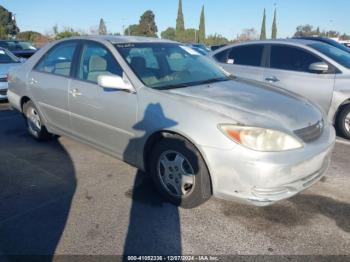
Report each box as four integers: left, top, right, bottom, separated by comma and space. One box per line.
35, 41, 78, 77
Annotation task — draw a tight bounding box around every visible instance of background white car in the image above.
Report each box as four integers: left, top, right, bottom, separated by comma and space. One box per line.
0, 47, 22, 100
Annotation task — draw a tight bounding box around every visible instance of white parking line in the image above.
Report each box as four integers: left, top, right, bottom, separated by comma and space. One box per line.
336, 138, 350, 146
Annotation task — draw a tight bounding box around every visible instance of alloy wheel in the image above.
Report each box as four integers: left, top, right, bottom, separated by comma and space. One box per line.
345, 112, 350, 133
27, 107, 41, 136
157, 150, 195, 198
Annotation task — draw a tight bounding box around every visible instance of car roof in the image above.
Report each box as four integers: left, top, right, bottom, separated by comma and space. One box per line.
67, 35, 177, 44
236, 39, 320, 45
211, 39, 323, 55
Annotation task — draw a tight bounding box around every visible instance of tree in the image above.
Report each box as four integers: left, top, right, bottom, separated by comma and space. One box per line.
53, 26, 80, 40
98, 18, 107, 35
124, 24, 140, 36
17, 31, 50, 47
176, 0, 185, 37
138, 10, 158, 37
237, 28, 258, 41
161, 27, 176, 40
260, 9, 266, 40
325, 30, 339, 38
180, 28, 198, 43
204, 34, 229, 46
316, 26, 320, 35
17, 31, 42, 41
198, 5, 206, 43
294, 24, 314, 37
0, 26, 6, 39
340, 34, 350, 41
0, 5, 20, 37
53, 24, 59, 35
271, 8, 277, 39
294, 24, 344, 38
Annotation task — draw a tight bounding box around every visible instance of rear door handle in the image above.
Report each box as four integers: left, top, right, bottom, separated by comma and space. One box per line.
265, 76, 279, 83
70, 88, 82, 97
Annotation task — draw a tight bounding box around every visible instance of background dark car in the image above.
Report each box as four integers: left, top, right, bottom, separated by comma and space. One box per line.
0, 40, 38, 58
293, 36, 350, 53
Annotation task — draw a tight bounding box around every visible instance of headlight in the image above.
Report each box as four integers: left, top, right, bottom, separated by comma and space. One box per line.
218, 124, 303, 152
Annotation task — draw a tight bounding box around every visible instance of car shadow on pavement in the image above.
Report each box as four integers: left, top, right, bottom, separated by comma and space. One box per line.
221, 192, 350, 234
123, 103, 182, 256
290, 194, 350, 233
0, 107, 76, 261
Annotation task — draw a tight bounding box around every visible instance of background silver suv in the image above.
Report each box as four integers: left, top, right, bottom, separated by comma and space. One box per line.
212, 39, 350, 139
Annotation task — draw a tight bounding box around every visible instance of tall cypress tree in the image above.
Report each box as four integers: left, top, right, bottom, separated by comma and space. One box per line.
260, 9, 266, 40
198, 5, 206, 43
176, 0, 185, 36
271, 8, 277, 39
99, 18, 107, 35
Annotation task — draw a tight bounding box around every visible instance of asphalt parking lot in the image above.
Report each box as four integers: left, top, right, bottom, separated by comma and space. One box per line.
0, 100, 349, 259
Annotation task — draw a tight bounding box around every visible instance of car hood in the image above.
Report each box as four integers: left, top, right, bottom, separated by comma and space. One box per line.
0, 63, 21, 75
167, 78, 323, 132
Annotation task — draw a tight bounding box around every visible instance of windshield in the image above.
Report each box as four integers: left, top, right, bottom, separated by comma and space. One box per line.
115, 43, 229, 90
309, 42, 350, 69
0, 41, 37, 51
0, 48, 20, 64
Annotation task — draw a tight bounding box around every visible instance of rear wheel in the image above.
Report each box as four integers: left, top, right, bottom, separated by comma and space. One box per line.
23, 100, 52, 141
150, 135, 212, 208
336, 104, 350, 140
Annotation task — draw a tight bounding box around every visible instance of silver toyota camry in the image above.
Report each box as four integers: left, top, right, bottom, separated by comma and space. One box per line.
8, 36, 335, 208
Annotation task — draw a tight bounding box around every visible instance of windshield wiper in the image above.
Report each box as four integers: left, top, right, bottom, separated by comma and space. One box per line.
158, 83, 193, 90
195, 77, 230, 85
156, 77, 230, 90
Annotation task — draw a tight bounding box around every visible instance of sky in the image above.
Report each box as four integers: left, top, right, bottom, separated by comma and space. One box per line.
1, 0, 349, 39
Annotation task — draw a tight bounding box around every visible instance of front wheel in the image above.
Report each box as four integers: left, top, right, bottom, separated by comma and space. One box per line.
150, 135, 212, 208
23, 100, 52, 141
336, 104, 350, 140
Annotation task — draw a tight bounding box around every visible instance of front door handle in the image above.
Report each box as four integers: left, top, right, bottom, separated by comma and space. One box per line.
29, 77, 38, 85
70, 88, 82, 97
265, 76, 279, 83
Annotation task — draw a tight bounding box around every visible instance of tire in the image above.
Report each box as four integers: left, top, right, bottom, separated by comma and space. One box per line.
150, 135, 212, 208
23, 100, 52, 141
336, 104, 350, 139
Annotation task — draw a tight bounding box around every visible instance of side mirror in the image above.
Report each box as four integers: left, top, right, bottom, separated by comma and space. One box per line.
309, 62, 329, 73
97, 74, 134, 92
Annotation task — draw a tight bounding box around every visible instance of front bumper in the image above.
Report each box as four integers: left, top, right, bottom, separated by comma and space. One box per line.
200, 124, 336, 206
0, 82, 8, 100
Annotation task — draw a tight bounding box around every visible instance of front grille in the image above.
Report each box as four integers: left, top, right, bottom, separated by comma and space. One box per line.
294, 120, 324, 142
0, 89, 7, 96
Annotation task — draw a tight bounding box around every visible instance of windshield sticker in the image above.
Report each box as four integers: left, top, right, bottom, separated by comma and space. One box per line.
115, 43, 135, 48
180, 46, 200, 56
227, 59, 234, 64
0, 50, 5, 55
